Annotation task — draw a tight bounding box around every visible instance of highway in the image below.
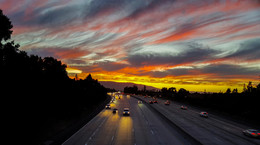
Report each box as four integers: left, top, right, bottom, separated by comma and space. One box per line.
137, 95, 260, 145
63, 95, 199, 145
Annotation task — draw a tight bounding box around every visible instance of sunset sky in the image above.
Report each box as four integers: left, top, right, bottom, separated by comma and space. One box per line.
1, 0, 260, 92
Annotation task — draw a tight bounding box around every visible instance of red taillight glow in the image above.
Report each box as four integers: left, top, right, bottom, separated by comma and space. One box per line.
257, 133, 260, 135
251, 133, 256, 135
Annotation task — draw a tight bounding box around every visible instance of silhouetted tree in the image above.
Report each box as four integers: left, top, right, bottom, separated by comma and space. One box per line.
124, 85, 138, 94
225, 88, 231, 94
1, 9, 108, 145
85, 73, 93, 81
75, 74, 79, 80
169, 87, 177, 93
257, 83, 260, 91
0, 9, 13, 42
175, 88, 189, 100
247, 81, 253, 93
161, 87, 168, 93
232, 88, 238, 93
178, 88, 189, 96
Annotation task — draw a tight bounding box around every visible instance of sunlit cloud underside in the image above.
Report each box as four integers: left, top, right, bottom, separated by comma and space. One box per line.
1, 0, 260, 92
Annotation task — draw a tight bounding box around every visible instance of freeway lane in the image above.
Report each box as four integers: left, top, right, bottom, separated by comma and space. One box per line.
138, 96, 260, 145
63, 95, 198, 145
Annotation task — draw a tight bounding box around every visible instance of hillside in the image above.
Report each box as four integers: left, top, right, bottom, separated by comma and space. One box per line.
99, 81, 160, 91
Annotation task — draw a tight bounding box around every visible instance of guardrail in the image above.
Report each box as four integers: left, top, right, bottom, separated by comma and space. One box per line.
132, 95, 203, 145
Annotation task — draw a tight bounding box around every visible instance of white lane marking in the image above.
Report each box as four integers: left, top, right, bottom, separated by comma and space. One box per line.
150, 130, 154, 135
111, 135, 114, 141
214, 137, 223, 143
63, 111, 103, 144
85, 116, 108, 144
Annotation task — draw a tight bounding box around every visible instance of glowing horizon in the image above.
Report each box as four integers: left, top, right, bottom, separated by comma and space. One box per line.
1, 0, 260, 92
66, 69, 255, 93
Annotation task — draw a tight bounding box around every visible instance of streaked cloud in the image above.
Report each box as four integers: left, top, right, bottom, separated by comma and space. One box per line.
1, 0, 260, 92
128, 43, 219, 67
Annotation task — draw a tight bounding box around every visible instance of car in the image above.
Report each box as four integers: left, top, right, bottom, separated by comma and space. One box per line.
181, 105, 187, 110
164, 100, 170, 105
149, 101, 153, 104
243, 129, 260, 138
199, 112, 208, 118
138, 101, 142, 104
153, 100, 158, 103
112, 108, 118, 113
105, 104, 111, 109
123, 108, 130, 116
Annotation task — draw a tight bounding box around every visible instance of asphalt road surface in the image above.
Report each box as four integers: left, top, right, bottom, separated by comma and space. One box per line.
63, 95, 198, 145
138, 96, 260, 145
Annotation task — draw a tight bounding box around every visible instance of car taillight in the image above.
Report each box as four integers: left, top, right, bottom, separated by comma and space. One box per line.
251, 133, 256, 135
257, 133, 260, 135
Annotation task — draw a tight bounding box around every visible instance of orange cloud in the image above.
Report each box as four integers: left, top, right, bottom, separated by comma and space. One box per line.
151, 30, 196, 44
48, 47, 90, 60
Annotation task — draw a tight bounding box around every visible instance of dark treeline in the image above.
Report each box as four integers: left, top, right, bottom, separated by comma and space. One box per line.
180, 83, 260, 123
125, 82, 260, 123
124, 85, 138, 94
1, 10, 107, 145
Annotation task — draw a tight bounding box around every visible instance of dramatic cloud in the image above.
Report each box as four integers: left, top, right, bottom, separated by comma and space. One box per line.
223, 39, 260, 62
201, 64, 260, 77
95, 61, 129, 71
1, 0, 260, 92
128, 43, 219, 67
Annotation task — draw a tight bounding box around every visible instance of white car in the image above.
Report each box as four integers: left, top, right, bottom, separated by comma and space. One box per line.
123, 108, 130, 116
199, 112, 208, 118
243, 129, 260, 138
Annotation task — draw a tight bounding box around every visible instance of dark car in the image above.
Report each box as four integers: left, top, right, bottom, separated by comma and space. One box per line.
243, 129, 260, 138
164, 100, 170, 105
153, 100, 158, 103
181, 105, 187, 110
112, 108, 118, 113
105, 104, 111, 109
199, 112, 208, 118
123, 108, 130, 116
149, 101, 153, 104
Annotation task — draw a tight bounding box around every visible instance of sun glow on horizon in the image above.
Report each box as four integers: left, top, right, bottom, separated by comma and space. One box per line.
67, 71, 257, 93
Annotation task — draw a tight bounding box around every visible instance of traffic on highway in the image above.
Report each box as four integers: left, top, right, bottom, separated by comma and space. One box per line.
63, 93, 260, 145
136, 95, 260, 145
